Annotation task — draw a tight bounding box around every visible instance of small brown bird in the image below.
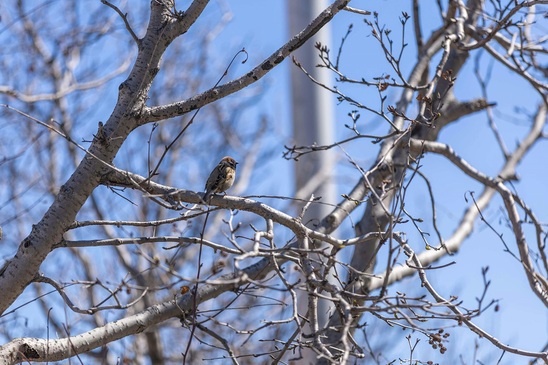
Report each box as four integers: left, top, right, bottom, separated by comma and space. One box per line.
203, 156, 238, 203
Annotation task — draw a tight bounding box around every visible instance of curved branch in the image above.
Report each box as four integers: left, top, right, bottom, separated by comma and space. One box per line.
0, 58, 132, 103
32, 275, 148, 315
400, 237, 548, 361
465, 24, 548, 94
459, 1, 548, 51
370, 104, 547, 300
101, 165, 381, 249
0, 247, 279, 364
101, 0, 140, 45
142, 0, 351, 123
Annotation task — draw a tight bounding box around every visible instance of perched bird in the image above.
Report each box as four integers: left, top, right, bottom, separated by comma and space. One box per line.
203, 156, 238, 203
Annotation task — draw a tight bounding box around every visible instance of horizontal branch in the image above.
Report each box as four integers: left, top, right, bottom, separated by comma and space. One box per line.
102, 166, 376, 249
56, 235, 242, 255
0, 249, 278, 363
412, 97, 496, 141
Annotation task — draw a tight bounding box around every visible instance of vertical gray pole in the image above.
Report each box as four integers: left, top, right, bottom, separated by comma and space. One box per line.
287, 1, 336, 359
288, 0, 336, 222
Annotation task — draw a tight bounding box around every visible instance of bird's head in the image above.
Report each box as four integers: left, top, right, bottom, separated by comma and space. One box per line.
221, 156, 238, 169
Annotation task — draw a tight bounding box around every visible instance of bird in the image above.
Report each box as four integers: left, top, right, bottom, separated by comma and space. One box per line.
203, 156, 238, 203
